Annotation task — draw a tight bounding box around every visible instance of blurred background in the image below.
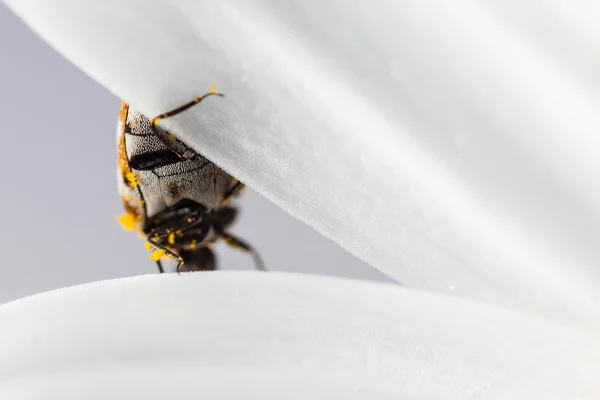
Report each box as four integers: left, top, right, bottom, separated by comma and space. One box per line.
0, 5, 390, 304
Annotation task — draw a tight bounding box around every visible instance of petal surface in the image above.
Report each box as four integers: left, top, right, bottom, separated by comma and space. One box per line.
5, 0, 600, 329
0, 272, 598, 399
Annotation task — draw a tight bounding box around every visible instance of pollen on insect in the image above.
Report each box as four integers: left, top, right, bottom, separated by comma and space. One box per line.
168, 232, 176, 245
126, 172, 140, 187
117, 211, 140, 231
144, 242, 154, 251
190, 239, 197, 250
123, 194, 131, 202
209, 83, 218, 94
149, 249, 167, 261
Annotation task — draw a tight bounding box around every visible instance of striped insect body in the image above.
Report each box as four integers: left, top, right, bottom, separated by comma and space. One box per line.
116, 86, 264, 273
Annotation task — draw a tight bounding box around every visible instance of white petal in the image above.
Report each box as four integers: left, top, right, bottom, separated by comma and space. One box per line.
5, 0, 600, 329
0, 273, 598, 399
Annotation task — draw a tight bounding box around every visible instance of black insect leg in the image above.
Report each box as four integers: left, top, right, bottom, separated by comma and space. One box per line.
220, 180, 246, 204
146, 233, 184, 272
220, 231, 266, 271
207, 206, 238, 231
151, 91, 224, 126
147, 222, 211, 274
145, 201, 212, 274
155, 260, 165, 274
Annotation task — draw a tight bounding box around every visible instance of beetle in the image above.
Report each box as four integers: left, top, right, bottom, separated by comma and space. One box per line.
116, 84, 264, 273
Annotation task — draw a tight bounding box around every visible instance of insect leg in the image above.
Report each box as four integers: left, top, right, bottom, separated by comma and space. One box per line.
209, 206, 238, 230
155, 260, 165, 274
220, 232, 266, 271
220, 180, 246, 204
145, 203, 210, 274
146, 233, 185, 273
151, 91, 224, 126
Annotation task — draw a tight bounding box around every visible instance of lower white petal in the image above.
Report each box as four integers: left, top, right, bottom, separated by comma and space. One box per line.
0, 273, 598, 399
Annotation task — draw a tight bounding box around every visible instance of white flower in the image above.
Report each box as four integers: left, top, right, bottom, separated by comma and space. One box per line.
3, 0, 600, 396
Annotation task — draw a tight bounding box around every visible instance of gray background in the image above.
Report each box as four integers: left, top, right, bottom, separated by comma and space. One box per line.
0, 5, 389, 304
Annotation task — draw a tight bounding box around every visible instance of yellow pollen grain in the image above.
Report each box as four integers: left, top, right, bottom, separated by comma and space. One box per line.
144, 242, 154, 251
168, 233, 176, 245
126, 172, 139, 187
149, 249, 167, 261
209, 83, 218, 94
190, 239, 197, 250
116, 211, 139, 231
123, 194, 131, 202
